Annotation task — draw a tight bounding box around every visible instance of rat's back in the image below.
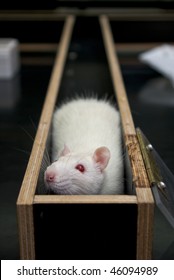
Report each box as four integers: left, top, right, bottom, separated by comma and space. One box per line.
52, 98, 123, 194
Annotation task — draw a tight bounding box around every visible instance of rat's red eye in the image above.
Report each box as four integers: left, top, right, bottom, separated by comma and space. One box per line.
75, 164, 85, 173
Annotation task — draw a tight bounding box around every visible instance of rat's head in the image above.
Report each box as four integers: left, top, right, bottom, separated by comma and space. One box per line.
44, 145, 110, 194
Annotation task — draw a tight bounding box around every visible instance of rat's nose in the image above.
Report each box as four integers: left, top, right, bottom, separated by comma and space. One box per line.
45, 171, 56, 182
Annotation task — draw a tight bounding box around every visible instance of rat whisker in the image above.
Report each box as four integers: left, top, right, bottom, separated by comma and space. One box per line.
19, 125, 36, 143
13, 147, 31, 156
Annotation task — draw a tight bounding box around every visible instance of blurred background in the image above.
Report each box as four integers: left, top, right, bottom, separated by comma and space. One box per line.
0, 1, 174, 260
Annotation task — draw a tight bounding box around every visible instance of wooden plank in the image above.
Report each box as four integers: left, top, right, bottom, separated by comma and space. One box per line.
20, 42, 174, 54
125, 135, 150, 189
16, 15, 75, 259
108, 10, 174, 21
20, 43, 58, 52
115, 43, 174, 53
0, 11, 66, 21
17, 15, 75, 206
99, 15, 136, 136
100, 15, 154, 260
136, 188, 154, 259
1, 8, 173, 20
17, 205, 35, 259
34, 195, 137, 204
21, 57, 55, 66
99, 15, 150, 188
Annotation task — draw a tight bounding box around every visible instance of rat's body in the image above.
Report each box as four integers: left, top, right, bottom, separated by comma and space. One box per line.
44, 98, 123, 194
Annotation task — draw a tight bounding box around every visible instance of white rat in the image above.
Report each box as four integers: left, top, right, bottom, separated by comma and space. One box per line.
44, 98, 123, 194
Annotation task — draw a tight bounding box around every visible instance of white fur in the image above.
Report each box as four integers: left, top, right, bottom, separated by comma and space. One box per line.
45, 98, 123, 194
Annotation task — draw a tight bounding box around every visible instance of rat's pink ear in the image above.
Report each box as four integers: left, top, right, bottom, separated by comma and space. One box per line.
60, 144, 70, 156
93, 146, 110, 171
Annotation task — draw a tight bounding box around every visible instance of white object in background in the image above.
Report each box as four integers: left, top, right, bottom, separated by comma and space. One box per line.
0, 75, 21, 110
139, 44, 174, 86
0, 38, 20, 79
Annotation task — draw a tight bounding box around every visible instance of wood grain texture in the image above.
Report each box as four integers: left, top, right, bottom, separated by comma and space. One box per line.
125, 136, 154, 259
100, 15, 154, 259
17, 205, 35, 259
16, 15, 75, 259
125, 135, 150, 189
17, 15, 75, 206
34, 195, 137, 204
99, 15, 150, 189
99, 15, 136, 136
136, 188, 154, 259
